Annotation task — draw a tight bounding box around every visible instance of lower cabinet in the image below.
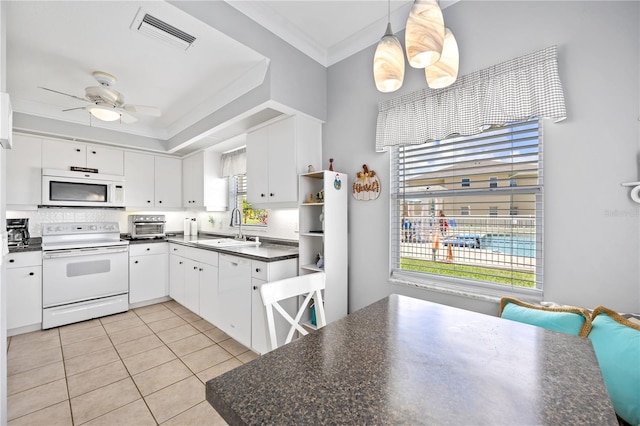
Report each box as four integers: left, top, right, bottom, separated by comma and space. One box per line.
168, 243, 218, 317
218, 254, 252, 348
250, 258, 298, 355
6, 251, 42, 331
129, 243, 169, 304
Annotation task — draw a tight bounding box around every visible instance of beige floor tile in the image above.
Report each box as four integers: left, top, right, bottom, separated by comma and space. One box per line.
147, 315, 188, 333
180, 345, 233, 374
138, 308, 177, 324
8, 328, 59, 346
218, 338, 251, 356
64, 346, 120, 376
203, 327, 231, 343
179, 312, 202, 323
132, 359, 193, 396
7, 346, 63, 376
8, 334, 60, 355
237, 350, 259, 364
67, 360, 129, 398
62, 335, 113, 360
102, 316, 145, 334
156, 324, 200, 344
134, 303, 169, 316
162, 300, 181, 308
164, 303, 190, 315
161, 400, 228, 426
59, 324, 106, 346
196, 358, 243, 384
7, 378, 68, 421
144, 376, 205, 424
70, 378, 141, 425
82, 399, 156, 426
122, 345, 176, 375
167, 333, 214, 357
7, 361, 65, 396
99, 310, 138, 325
114, 334, 164, 359
108, 324, 153, 345
7, 400, 72, 426
58, 319, 102, 335
191, 318, 216, 332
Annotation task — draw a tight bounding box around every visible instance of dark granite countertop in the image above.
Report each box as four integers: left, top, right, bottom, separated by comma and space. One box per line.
123, 233, 298, 262
8, 237, 42, 253
206, 294, 617, 425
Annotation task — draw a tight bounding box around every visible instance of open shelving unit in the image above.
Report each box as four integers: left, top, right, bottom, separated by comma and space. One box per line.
298, 170, 348, 325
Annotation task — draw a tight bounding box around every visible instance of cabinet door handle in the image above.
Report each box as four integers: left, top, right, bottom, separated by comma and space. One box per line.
159, 200, 163, 204
92, 150, 96, 154
75, 148, 81, 152
173, 248, 178, 251
193, 266, 198, 270
9, 259, 14, 263
146, 248, 150, 251
199, 268, 203, 272
253, 285, 258, 290
134, 260, 139, 264
29, 272, 34, 276
179, 261, 183, 265
255, 268, 261, 273
260, 193, 265, 198
270, 193, 274, 197
147, 200, 151, 203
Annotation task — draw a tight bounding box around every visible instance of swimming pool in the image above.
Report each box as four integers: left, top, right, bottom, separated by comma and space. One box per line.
480, 234, 536, 258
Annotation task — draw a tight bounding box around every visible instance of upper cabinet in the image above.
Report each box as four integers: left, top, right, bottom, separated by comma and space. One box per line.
6, 134, 42, 207
124, 152, 182, 209
182, 151, 227, 211
246, 115, 321, 207
42, 139, 124, 175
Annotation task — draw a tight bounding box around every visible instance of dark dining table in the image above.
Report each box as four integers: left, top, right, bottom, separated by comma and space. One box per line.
206, 294, 617, 425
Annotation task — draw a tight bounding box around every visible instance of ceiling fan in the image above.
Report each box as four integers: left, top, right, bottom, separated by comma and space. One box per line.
39, 71, 161, 124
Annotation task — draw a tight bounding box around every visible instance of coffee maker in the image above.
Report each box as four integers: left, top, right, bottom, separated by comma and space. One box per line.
7, 218, 30, 247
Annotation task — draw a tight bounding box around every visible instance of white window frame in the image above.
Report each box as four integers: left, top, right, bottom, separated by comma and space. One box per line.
229, 174, 268, 228
390, 119, 543, 297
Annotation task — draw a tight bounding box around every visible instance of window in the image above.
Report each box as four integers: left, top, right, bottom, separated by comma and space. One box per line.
231, 174, 268, 226
391, 119, 543, 291
509, 178, 518, 187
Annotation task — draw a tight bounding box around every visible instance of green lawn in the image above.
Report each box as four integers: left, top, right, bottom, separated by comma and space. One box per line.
400, 258, 535, 288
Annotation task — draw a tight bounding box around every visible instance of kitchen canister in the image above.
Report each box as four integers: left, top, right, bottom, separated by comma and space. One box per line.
190, 218, 198, 236
183, 218, 191, 236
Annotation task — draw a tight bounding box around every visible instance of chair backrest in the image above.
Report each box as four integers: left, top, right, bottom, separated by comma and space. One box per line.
260, 272, 327, 351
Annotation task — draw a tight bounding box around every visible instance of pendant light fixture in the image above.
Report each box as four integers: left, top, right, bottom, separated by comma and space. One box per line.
373, 0, 405, 93
405, 0, 445, 69
425, 28, 459, 89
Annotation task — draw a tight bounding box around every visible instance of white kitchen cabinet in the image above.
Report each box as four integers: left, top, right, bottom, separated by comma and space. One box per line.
250, 258, 298, 354
124, 152, 182, 208
298, 170, 348, 324
42, 139, 124, 175
182, 151, 227, 211
168, 244, 218, 318
218, 254, 252, 348
154, 156, 182, 208
129, 243, 168, 305
6, 134, 42, 207
246, 115, 321, 207
6, 251, 42, 333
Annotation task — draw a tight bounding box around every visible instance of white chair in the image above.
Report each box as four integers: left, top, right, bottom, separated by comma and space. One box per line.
260, 272, 327, 351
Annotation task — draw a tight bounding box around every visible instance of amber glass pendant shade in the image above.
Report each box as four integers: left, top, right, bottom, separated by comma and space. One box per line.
405, 0, 445, 69
425, 28, 459, 89
374, 23, 405, 93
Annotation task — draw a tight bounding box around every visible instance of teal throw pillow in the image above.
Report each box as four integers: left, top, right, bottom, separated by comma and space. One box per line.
588, 307, 640, 426
499, 297, 591, 337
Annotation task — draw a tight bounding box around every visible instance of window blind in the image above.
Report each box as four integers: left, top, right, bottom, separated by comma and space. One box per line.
391, 119, 543, 290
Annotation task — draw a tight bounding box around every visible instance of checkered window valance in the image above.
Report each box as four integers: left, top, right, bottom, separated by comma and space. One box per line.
376, 45, 566, 152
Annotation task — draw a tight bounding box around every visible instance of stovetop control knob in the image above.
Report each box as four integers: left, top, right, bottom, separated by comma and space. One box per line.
89, 225, 97, 231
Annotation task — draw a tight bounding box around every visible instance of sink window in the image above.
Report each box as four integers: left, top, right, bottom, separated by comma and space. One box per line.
231, 174, 268, 227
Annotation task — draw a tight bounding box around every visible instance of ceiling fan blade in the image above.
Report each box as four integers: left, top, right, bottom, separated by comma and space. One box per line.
61, 107, 86, 112
118, 110, 138, 124
39, 86, 89, 103
123, 104, 161, 117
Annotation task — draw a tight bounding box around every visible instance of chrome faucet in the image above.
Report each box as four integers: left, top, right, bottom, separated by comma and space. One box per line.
230, 207, 244, 240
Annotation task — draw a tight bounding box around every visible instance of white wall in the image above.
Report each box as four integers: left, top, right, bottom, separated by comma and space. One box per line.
325, 1, 640, 314
1, 0, 8, 421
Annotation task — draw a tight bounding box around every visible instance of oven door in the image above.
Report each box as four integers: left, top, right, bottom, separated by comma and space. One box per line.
131, 222, 165, 239
42, 245, 129, 308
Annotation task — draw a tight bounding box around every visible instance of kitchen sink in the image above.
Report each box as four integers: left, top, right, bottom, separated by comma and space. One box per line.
190, 238, 260, 248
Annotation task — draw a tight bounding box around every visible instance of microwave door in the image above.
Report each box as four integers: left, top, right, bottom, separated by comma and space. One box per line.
49, 181, 108, 203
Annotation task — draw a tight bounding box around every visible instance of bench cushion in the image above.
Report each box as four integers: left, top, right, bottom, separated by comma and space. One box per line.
499, 297, 592, 337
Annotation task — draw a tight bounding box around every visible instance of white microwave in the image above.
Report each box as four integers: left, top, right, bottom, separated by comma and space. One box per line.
42, 169, 125, 208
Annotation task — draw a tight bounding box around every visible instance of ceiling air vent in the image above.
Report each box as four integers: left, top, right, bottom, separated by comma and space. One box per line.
130, 8, 196, 51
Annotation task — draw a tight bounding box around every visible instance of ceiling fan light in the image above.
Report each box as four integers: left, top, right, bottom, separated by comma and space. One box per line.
374, 23, 405, 93
405, 0, 445, 69
425, 28, 459, 89
88, 105, 121, 122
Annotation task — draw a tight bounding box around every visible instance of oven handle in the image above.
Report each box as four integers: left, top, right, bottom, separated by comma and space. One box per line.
132, 221, 166, 225
43, 246, 129, 259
